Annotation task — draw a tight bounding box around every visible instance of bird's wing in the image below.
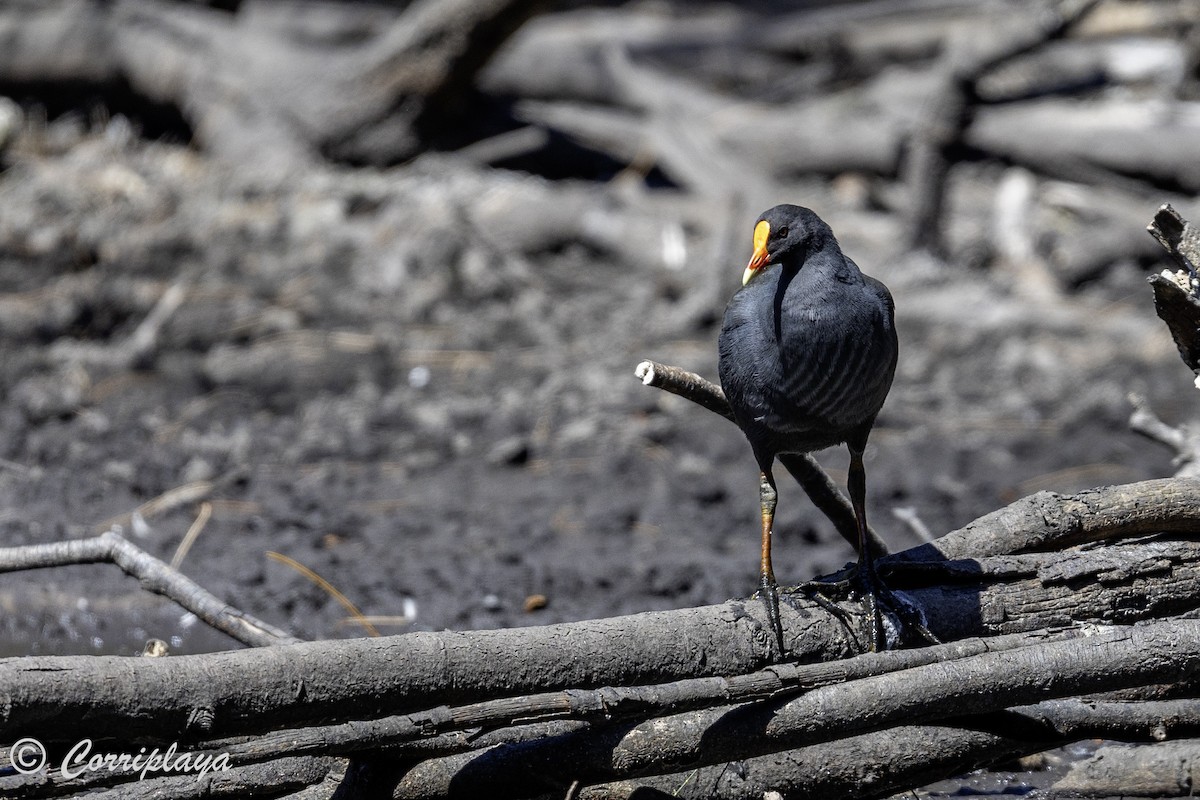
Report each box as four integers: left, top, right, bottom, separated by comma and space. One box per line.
773, 292, 896, 432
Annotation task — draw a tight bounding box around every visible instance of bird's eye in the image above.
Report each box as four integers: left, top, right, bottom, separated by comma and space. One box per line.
775, 226, 789, 239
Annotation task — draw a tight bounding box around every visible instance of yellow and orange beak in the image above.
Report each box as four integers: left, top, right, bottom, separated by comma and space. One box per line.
742, 220, 770, 285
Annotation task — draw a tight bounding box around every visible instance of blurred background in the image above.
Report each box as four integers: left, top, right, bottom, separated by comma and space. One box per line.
0, 0, 1195, 655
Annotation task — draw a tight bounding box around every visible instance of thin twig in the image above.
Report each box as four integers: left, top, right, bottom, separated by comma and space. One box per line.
48, 279, 189, 369
267, 552, 380, 637
0, 529, 298, 647
171, 500, 213, 570
95, 479, 214, 533
891, 505, 935, 543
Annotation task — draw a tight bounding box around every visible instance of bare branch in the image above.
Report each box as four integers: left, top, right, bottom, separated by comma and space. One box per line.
5, 508, 1200, 748
1129, 393, 1200, 479
0, 529, 298, 648
0, 629, 1072, 797
634, 360, 890, 557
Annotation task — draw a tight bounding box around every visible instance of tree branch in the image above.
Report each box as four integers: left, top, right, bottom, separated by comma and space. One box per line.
0, 529, 298, 648
0, 630, 1074, 797
904, 0, 1100, 253
634, 360, 890, 557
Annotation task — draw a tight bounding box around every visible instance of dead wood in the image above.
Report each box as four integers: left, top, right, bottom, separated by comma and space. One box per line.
1032, 179, 1172, 287
2, 483, 1199, 754
899, 476, 1200, 560
903, 0, 1099, 253
967, 99, 1200, 194
0, 630, 1068, 797
578, 700, 1200, 800
1130, 394, 1200, 479
0, 0, 547, 169
0, 528, 297, 648
1054, 739, 1200, 797
482, 2, 983, 108
390, 620, 1200, 798
1146, 203, 1200, 376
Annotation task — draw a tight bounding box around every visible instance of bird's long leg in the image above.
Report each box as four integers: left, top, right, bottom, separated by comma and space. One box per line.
849, 446, 938, 649
757, 469, 785, 654
847, 449, 877, 572
847, 447, 884, 648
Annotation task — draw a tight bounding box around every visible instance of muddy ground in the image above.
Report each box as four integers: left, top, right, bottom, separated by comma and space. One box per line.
0, 1, 1194, 659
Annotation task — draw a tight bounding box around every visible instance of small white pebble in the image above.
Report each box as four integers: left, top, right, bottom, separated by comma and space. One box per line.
408, 365, 431, 389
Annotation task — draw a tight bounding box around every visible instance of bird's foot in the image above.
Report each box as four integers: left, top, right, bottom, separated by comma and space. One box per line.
751, 574, 787, 657
850, 562, 940, 651
783, 565, 938, 652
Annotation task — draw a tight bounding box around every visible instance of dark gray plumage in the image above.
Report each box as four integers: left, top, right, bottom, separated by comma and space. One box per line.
717, 204, 897, 648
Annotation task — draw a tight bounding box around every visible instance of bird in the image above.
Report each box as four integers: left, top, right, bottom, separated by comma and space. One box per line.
718, 204, 899, 650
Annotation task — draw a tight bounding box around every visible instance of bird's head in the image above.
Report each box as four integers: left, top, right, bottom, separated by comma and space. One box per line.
742, 204, 832, 285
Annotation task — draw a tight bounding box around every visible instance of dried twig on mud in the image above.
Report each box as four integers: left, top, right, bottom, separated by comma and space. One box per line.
47, 280, 189, 370
0, 529, 297, 647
